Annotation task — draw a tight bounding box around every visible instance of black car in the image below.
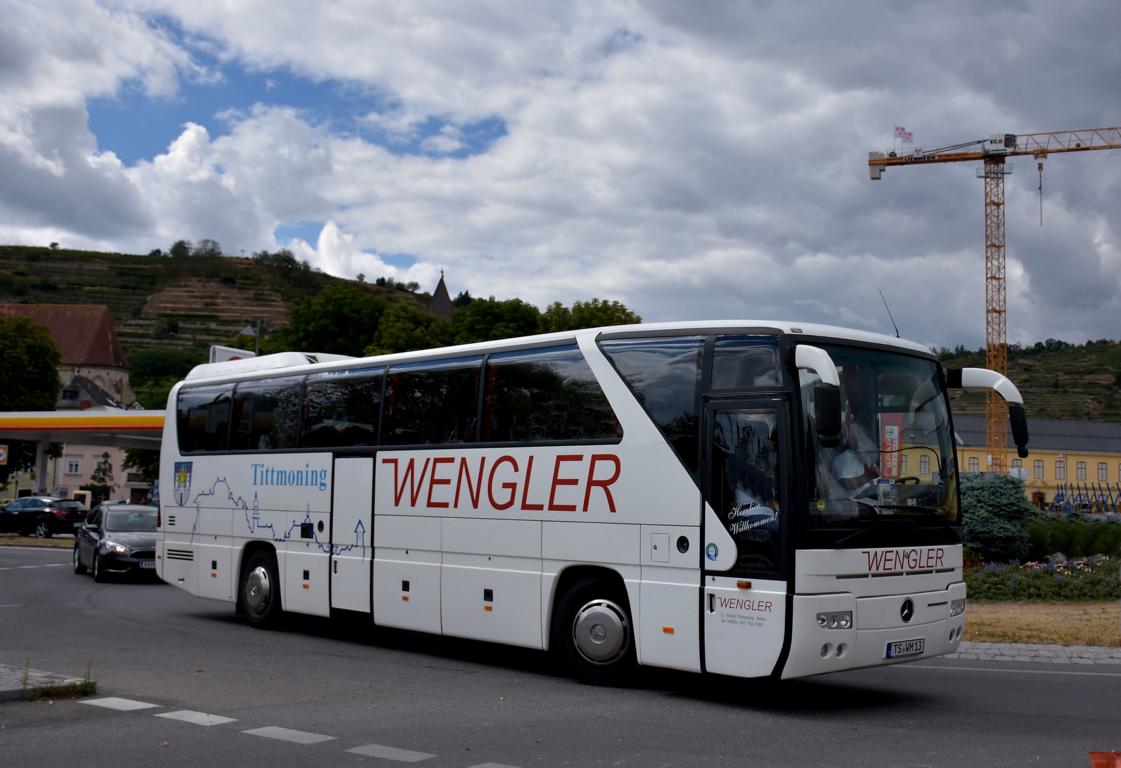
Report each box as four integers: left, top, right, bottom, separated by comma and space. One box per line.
73, 504, 158, 582
0, 497, 87, 537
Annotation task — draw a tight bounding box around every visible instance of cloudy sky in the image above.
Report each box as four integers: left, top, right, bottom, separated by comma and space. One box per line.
2, 0, 1119, 350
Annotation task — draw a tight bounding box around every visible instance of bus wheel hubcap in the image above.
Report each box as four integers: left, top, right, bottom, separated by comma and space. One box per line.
246, 566, 272, 613
572, 599, 628, 665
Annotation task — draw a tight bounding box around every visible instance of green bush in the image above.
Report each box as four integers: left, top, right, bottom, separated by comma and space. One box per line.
1027, 517, 1121, 560
966, 556, 1121, 601
961, 473, 1042, 562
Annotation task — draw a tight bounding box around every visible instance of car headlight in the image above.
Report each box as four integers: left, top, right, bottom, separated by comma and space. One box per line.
816, 611, 853, 630
105, 542, 129, 555
950, 598, 966, 617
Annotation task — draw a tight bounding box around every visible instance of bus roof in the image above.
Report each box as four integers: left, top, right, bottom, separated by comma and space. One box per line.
183, 320, 933, 384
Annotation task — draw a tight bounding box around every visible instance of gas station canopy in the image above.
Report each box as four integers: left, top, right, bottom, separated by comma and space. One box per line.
0, 409, 165, 451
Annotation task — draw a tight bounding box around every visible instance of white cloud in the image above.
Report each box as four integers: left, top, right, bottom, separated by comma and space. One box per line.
2, 0, 1119, 350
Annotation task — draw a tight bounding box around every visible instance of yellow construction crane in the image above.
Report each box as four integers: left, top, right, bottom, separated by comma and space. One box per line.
869, 127, 1121, 472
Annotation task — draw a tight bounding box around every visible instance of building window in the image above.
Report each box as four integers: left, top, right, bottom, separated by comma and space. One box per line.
1099, 462, 1108, 482
899, 454, 908, 476
1034, 459, 1044, 480
919, 455, 930, 476
1056, 460, 1066, 481
968, 457, 979, 472
1012, 459, 1022, 472
65, 456, 81, 475
1076, 461, 1086, 481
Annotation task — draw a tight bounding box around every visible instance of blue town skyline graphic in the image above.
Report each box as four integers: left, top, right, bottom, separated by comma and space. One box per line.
187, 476, 367, 560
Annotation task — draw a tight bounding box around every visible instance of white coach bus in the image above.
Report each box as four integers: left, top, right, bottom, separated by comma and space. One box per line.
157, 321, 1029, 681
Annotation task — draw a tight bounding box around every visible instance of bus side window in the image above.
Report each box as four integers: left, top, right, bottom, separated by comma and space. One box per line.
709, 409, 782, 573
229, 376, 303, 451
382, 357, 482, 445
177, 384, 234, 453
599, 336, 704, 474
301, 369, 384, 448
482, 345, 620, 442
711, 336, 781, 390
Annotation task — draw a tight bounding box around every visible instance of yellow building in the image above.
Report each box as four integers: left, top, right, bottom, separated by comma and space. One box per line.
954, 416, 1121, 510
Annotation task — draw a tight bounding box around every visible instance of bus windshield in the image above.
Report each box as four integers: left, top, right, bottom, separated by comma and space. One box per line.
800, 345, 958, 532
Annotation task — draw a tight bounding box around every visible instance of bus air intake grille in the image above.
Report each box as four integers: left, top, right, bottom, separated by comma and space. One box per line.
166, 548, 194, 562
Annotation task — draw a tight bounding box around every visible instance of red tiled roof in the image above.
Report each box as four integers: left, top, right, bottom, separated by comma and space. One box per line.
0, 304, 128, 368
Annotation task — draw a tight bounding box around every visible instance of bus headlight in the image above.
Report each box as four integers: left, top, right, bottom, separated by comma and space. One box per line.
816, 611, 852, 630
950, 598, 966, 617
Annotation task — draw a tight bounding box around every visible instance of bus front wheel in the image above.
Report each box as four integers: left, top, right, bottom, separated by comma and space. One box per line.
552, 577, 634, 684
240, 550, 282, 629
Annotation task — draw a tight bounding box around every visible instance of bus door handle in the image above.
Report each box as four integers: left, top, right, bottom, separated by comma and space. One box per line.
333, 560, 338, 574
708, 593, 715, 613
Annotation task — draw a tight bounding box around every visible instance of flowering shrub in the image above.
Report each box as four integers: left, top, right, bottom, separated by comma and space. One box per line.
966, 555, 1121, 601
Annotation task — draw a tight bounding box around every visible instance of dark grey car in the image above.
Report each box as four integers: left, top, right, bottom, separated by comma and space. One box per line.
74, 504, 158, 582
0, 497, 86, 537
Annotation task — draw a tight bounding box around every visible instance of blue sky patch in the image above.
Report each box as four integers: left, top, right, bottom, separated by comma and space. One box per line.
87, 16, 508, 166
274, 221, 324, 247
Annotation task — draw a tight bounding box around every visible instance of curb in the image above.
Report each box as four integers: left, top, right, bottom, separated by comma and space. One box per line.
0, 535, 74, 550
0, 664, 96, 702
949, 641, 1121, 665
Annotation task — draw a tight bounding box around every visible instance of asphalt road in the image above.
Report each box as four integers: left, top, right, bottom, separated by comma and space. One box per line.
1, 545, 1118, 768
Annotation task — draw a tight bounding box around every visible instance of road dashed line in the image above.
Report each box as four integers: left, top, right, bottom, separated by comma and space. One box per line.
81, 696, 159, 711
243, 726, 336, 744
345, 743, 435, 762
156, 709, 237, 726
76, 693, 523, 766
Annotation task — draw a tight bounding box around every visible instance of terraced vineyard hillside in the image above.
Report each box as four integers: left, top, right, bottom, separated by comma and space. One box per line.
941, 340, 1121, 422
0, 245, 427, 354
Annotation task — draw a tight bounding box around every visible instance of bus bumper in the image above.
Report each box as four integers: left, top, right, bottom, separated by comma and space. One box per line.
780, 582, 966, 679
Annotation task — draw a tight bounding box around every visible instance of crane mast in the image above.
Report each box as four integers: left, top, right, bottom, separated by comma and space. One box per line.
869, 127, 1121, 473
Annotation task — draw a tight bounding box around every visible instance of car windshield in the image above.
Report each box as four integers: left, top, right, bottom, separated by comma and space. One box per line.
800, 344, 958, 530
106, 508, 157, 532
57, 501, 83, 510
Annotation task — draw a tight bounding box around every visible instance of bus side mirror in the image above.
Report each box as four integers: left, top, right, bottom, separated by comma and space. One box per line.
1009, 403, 1029, 458
814, 383, 842, 448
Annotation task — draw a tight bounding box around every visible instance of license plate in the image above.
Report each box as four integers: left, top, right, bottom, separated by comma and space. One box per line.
140, 560, 156, 570
886, 638, 924, 658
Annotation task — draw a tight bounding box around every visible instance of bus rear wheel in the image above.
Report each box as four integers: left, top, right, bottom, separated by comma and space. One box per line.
240, 550, 282, 629
552, 577, 634, 684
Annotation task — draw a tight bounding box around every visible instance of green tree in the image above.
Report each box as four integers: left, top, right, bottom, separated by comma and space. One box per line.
123, 449, 160, 486
191, 238, 223, 258
961, 473, 1041, 562
540, 298, 641, 332
450, 297, 541, 344
82, 451, 116, 503
367, 303, 450, 355
271, 284, 388, 356
169, 239, 191, 259
128, 348, 206, 410
0, 317, 61, 489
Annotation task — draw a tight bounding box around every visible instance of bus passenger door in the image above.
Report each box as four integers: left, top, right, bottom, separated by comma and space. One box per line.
331, 457, 374, 613
702, 398, 789, 677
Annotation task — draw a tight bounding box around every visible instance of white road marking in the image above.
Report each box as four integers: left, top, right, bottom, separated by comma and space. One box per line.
156, 709, 237, 726
243, 726, 336, 744
80, 697, 159, 711
18, 565, 39, 569
43, 563, 67, 567
468, 763, 525, 768
905, 663, 1121, 678
345, 743, 436, 762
